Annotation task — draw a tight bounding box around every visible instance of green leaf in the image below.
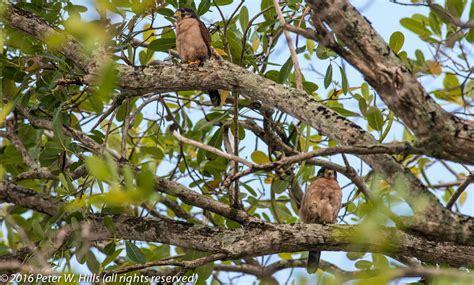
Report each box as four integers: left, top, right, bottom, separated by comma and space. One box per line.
355, 259, 372, 270
444, 73, 460, 89
251, 150, 269, 164
143, 23, 156, 42
148, 38, 176, 52
206, 127, 223, 160
339, 66, 348, 94
226, 29, 243, 63
136, 166, 156, 195
347, 252, 365, 261
389, 31, 405, 53
470, 0, 474, 20
215, 0, 232, 5
271, 178, 289, 194
59, 173, 74, 194
261, 0, 276, 20
53, 110, 67, 147
157, 8, 175, 18
428, 12, 442, 36
366, 106, 384, 132
85, 156, 109, 181
31, 219, 45, 239
358, 97, 368, 116
230, 123, 246, 140
125, 241, 146, 264
86, 251, 100, 273
372, 253, 389, 269
195, 262, 214, 285
315, 44, 337, 59
95, 61, 116, 106
361, 83, 370, 99
278, 58, 293, 84
197, 0, 211, 16
329, 106, 359, 117
103, 241, 116, 255
102, 249, 122, 267
306, 39, 315, 54
324, 64, 333, 89
303, 81, 318, 94
104, 216, 115, 235
446, 0, 465, 17
459, 191, 467, 206
265, 70, 279, 82
239, 6, 249, 31
379, 111, 394, 142
400, 18, 431, 36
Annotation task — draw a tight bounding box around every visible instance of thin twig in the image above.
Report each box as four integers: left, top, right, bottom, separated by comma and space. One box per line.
100, 253, 227, 276
172, 131, 254, 168
273, 0, 303, 90
446, 172, 473, 210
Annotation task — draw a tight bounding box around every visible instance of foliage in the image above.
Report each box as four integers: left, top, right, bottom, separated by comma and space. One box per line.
0, 0, 473, 284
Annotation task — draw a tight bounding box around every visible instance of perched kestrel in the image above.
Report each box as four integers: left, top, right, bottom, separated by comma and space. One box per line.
174, 8, 220, 107
299, 167, 342, 273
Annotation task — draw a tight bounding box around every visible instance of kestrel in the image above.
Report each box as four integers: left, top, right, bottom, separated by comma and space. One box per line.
299, 167, 342, 273
174, 8, 220, 107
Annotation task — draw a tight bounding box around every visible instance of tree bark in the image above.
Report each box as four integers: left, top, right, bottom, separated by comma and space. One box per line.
307, 0, 474, 164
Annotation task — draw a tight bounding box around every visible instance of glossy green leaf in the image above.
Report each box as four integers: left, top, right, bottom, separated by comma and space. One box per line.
271, 178, 290, 194
215, 0, 232, 5
278, 57, 293, 84
85, 156, 109, 181
239, 6, 249, 31
400, 18, 431, 36
306, 39, 315, 54
197, 0, 211, 15
324, 64, 333, 89
366, 106, 384, 131
148, 38, 176, 52
125, 241, 146, 264
339, 66, 348, 94
389, 31, 405, 53
251, 150, 269, 164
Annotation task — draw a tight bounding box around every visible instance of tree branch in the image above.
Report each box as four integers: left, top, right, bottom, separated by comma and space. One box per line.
306, 0, 474, 164
1, 182, 474, 269
4, 3, 474, 247
446, 172, 474, 210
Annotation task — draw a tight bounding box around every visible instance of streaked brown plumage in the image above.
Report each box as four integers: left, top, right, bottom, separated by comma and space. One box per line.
174, 8, 220, 107
299, 167, 342, 273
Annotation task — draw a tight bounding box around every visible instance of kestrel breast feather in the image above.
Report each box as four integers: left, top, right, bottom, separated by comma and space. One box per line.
299, 168, 342, 274
176, 18, 210, 62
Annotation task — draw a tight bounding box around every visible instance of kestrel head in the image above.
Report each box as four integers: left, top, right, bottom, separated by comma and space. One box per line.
174, 8, 198, 20
316, 167, 337, 180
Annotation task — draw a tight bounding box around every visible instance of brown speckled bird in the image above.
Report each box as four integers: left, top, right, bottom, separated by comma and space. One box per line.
174, 8, 220, 107
299, 167, 342, 273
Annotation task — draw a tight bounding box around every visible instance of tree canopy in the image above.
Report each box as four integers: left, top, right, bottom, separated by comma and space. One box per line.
0, 0, 473, 284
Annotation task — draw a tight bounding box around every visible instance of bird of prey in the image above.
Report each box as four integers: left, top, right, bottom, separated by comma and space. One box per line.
299, 167, 342, 273
174, 7, 220, 107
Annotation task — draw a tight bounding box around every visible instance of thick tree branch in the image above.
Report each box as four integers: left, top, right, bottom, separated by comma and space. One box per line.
1, 182, 474, 269
306, 0, 474, 164
4, 4, 474, 247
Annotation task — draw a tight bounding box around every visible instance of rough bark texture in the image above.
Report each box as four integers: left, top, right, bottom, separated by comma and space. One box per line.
3, 3, 474, 246
307, 0, 474, 164
1, 182, 473, 268
115, 61, 474, 245
3, 4, 474, 280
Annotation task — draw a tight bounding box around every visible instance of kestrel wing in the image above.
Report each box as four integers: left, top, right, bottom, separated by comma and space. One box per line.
198, 20, 212, 57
